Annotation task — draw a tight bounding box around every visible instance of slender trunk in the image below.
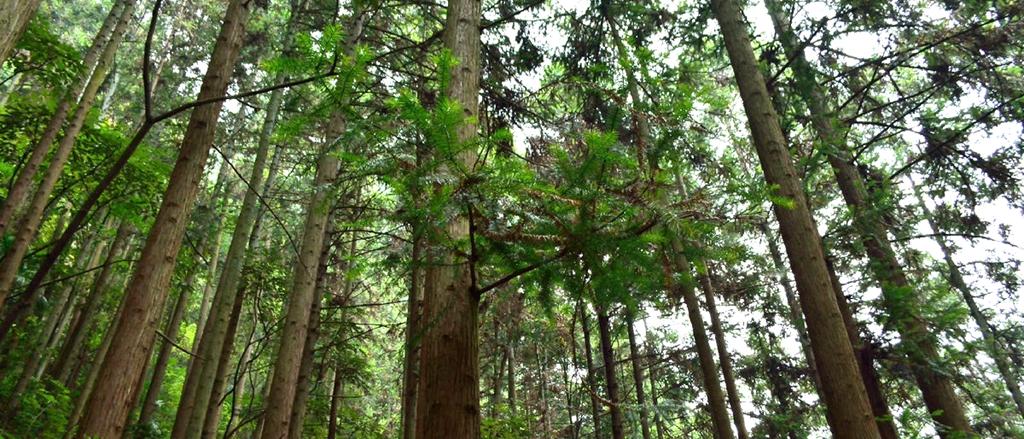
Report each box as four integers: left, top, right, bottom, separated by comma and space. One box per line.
698, 265, 748, 439
63, 294, 126, 439
0, 0, 125, 237
201, 284, 247, 439
138, 269, 199, 427
99, 64, 120, 116
709, 0, 879, 435
173, 55, 284, 439
594, 305, 625, 439
287, 289, 323, 439
913, 185, 1024, 418
646, 342, 666, 439
758, 223, 818, 388
580, 306, 602, 438
664, 242, 734, 439
50, 221, 132, 383
507, 339, 517, 414
0, 0, 135, 313
327, 367, 344, 439
413, 0, 483, 437
223, 318, 256, 438
400, 220, 424, 439
626, 312, 652, 439
76, 0, 252, 434
825, 258, 900, 439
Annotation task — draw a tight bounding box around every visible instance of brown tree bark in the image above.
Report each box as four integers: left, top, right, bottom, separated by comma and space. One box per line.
200, 283, 247, 439
0, 0, 43, 67
327, 367, 344, 439
75, 0, 252, 434
709, 0, 880, 435
698, 265, 748, 439
412, 0, 484, 437
595, 305, 625, 439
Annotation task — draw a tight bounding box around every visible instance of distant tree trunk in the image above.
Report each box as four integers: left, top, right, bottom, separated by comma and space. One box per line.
507, 340, 517, 414
913, 185, 1024, 417
0, 0, 135, 317
626, 312, 652, 439
223, 322, 255, 437
287, 265, 327, 439
51, 221, 132, 384
75, 0, 252, 434
646, 342, 666, 439
139, 269, 198, 427
0, 0, 42, 66
758, 223, 818, 388
0, 0, 124, 237
400, 211, 424, 439
595, 305, 625, 439
172, 41, 284, 439
259, 115, 345, 439
698, 265, 748, 439
663, 243, 734, 439
580, 305, 602, 439
201, 284, 247, 439
709, 0, 880, 435
413, 0, 483, 437
327, 367, 344, 439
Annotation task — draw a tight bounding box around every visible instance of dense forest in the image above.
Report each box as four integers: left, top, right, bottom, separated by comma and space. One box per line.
0, 0, 1021, 437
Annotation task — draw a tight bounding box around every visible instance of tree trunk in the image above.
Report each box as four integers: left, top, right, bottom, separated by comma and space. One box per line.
646, 342, 666, 439
913, 185, 1024, 418
0, 0, 43, 66
0, 0, 135, 314
139, 268, 198, 427
0, 0, 124, 237
173, 46, 285, 439
259, 112, 345, 439
200, 284, 247, 439
764, 2, 972, 434
580, 305, 602, 438
413, 0, 483, 437
327, 366, 344, 439
664, 242, 734, 439
50, 221, 132, 384
287, 289, 323, 439
626, 312, 652, 439
595, 305, 625, 439
698, 266, 749, 439
75, 0, 252, 434
709, 0, 880, 435
400, 218, 424, 439
63, 294, 126, 439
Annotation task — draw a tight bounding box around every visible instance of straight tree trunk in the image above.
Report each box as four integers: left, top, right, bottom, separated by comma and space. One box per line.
580, 305, 603, 438
698, 265, 748, 439
286, 288, 323, 439
63, 294, 126, 439
224, 327, 255, 438
75, 0, 252, 434
912, 184, 1024, 417
764, 2, 972, 434
200, 284, 248, 439
400, 208, 424, 439
0, 0, 43, 66
327, 367, 344, 439
0, 0, 135, 313
646, 342, 666, 439
413, 0, 483, 437
626, 312, 652, 439
173, 54, 286, 439
138, 269, 199, 427
664, 242, 734, 439
595, 305, 625, 439
709, 0, 880, 435
50, 221, 132, 384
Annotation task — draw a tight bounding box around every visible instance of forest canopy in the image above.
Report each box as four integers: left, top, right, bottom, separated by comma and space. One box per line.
0, 0, 1022, 437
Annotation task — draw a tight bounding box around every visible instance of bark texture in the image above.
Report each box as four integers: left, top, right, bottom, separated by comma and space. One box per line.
0, 0, 43, 67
